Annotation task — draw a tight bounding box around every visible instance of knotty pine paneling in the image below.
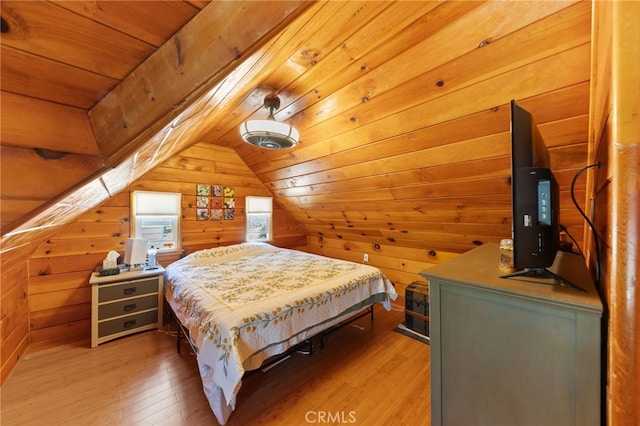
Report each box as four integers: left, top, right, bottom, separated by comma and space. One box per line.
263, 83, 589, 257
306, 235, 451, 308
241, 2, 590, 170
0, 44, 118, 110
0, 1, 156, 80
0, 92, 98, 155
235, 1, 585, 162
229, 3, 592, 263
51, 0, 201, 47
26, 143, 306, 345
0, 252, 30, 384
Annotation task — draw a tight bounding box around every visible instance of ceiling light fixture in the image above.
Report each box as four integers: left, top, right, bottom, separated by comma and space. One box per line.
240, 93, 299, 149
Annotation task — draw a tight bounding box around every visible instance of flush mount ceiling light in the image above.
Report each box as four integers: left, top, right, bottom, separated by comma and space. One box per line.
240, 93, 299, 149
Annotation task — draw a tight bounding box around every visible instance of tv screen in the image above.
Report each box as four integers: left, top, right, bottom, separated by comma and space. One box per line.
509, 99, 559, 270
504, 100, 586, 292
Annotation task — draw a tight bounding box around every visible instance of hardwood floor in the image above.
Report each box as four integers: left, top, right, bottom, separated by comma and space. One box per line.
1, 307, 430, 425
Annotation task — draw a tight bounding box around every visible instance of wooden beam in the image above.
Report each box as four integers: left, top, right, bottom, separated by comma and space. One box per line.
607, 1, 640, 425
90, 0, 311, 163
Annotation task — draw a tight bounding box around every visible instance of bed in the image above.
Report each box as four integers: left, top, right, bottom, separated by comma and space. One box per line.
164, 242, 397, 424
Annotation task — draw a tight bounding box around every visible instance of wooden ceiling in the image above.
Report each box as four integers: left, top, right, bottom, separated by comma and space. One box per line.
1, 1, 591, 256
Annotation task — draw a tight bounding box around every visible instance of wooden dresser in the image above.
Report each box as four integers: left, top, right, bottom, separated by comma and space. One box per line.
420, 243, 603, 426
90, 266, 165, 347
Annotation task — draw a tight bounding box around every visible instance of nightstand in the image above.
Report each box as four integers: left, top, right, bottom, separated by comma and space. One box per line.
89, 266, 165, 347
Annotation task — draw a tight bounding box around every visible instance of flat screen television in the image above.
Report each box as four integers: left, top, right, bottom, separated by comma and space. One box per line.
502, 100, 586, 292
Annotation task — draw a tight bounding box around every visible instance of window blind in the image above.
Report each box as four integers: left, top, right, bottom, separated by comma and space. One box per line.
133, 191, 181, 215
246, 196, 273, 213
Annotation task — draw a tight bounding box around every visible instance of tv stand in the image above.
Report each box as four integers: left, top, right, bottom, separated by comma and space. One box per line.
421, 243, 603, 426
500, 267, 587, 293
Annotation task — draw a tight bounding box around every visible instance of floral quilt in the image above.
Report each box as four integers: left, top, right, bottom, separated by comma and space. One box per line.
164, 242, 397, 424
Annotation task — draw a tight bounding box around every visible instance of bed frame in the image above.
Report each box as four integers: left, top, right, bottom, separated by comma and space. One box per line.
167, 300, 375, 370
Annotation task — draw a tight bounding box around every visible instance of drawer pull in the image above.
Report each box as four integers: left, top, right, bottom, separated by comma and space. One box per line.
124, 303, 137, 312
123, 287, 137, 295
124, 319, 137, 328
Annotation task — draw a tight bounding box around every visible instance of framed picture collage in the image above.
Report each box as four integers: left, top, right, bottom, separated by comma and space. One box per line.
196, 184, 235, 221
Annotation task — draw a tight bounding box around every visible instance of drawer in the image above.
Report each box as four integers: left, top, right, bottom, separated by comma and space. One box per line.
99, 278, 158, 302
98, 310, 158, 337
98, 294, 158, 320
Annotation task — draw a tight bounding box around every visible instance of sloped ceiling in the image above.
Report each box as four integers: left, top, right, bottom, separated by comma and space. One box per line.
1, 1, 591, 256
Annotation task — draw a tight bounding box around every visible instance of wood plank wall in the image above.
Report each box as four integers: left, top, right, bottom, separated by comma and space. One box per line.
0, 245, 32, 383
306, 236, 455, 304
23, 143, 306, 349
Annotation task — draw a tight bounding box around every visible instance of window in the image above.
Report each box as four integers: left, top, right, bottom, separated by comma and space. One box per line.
131, 190, 181, 251
246, 196, 273, 242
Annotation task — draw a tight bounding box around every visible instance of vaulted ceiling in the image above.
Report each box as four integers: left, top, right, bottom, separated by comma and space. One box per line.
1, 1, 591, 255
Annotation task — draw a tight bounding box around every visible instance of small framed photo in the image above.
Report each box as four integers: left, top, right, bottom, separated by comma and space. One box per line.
211, 197, 223, 209
210, 209, 223, 221
197, 208, 209, 220
196, 196, 209, 208
196, 184, 210, 196
223, 186, 235, 198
